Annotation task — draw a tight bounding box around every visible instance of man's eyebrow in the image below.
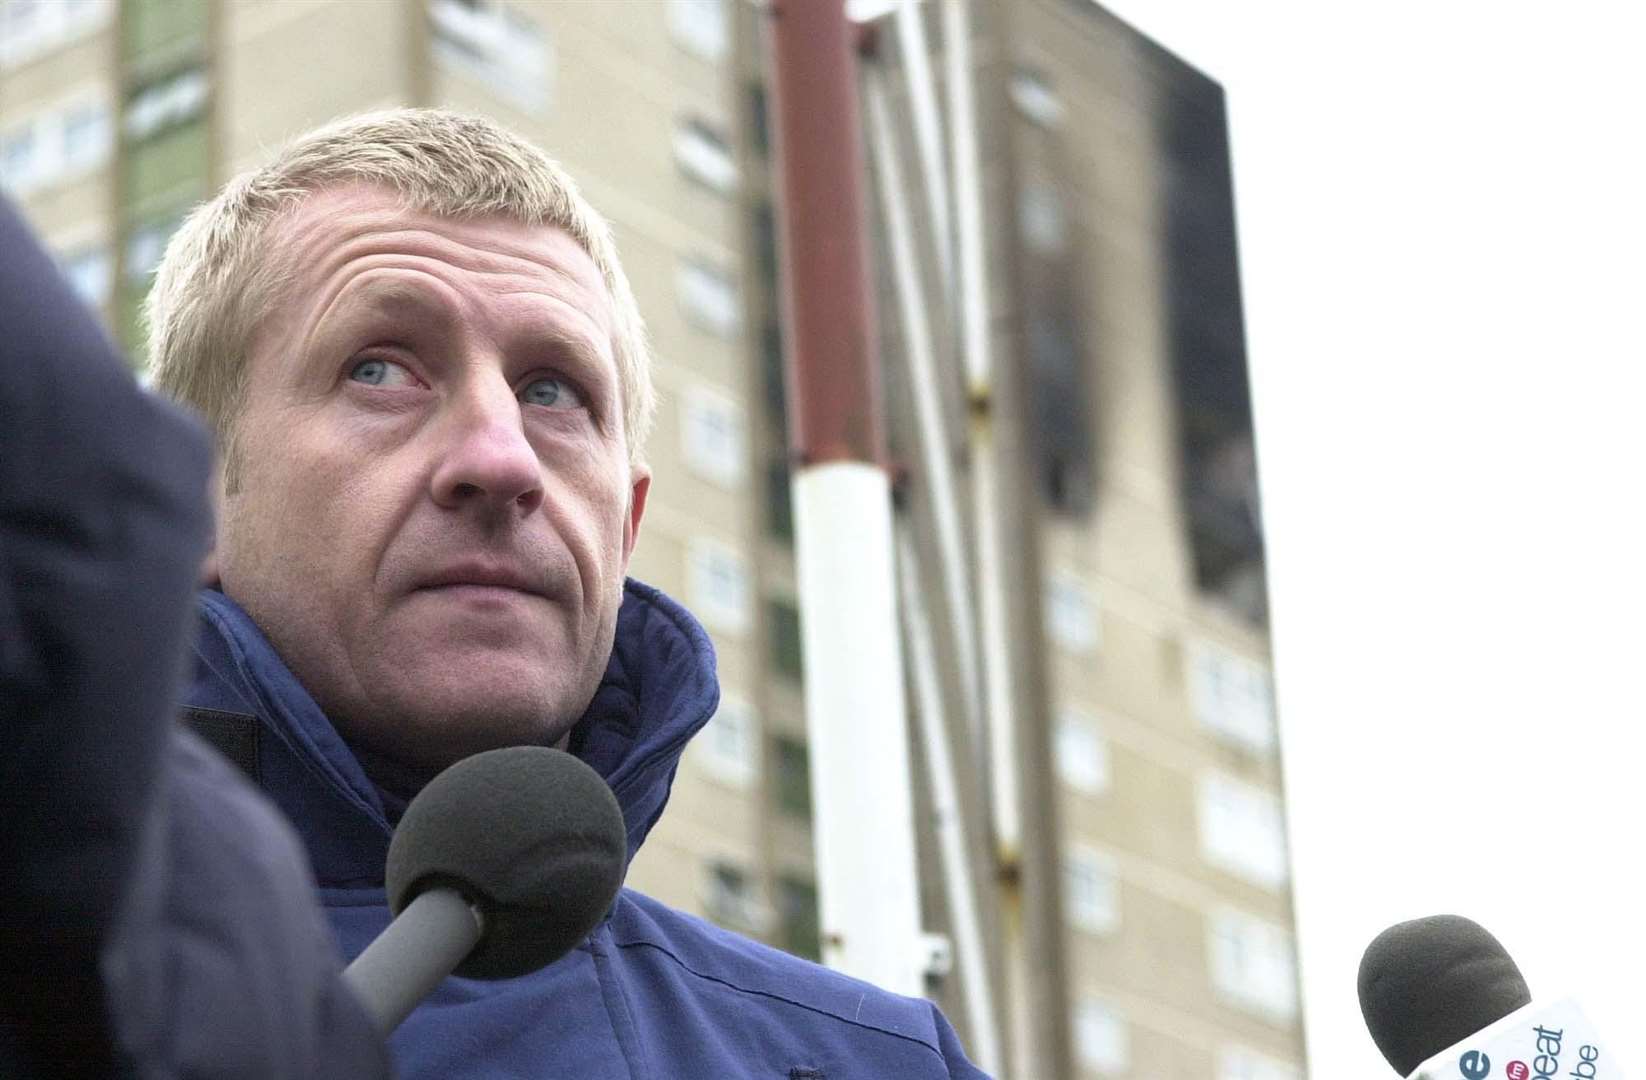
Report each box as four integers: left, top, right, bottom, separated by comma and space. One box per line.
526, 322, 616, 388
308, 275, 454, 346
534, 324, 606, 366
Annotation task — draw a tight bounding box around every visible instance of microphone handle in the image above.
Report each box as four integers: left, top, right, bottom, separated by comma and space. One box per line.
342, 887, 485, 1036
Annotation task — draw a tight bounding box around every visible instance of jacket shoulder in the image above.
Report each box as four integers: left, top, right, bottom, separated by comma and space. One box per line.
609, 889, 947, 1054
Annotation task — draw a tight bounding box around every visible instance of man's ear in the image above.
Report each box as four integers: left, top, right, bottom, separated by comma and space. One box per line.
621, 464, 650, 569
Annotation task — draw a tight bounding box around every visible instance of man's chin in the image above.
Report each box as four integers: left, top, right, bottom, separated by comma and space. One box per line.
344, 673, 586, 769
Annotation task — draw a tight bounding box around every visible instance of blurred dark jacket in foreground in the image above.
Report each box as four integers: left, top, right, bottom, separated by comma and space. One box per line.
0, 197, 389, 1078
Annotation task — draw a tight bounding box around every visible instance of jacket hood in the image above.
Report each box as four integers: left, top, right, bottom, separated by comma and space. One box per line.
186, 579, 719, 873
566, 579, 721, 862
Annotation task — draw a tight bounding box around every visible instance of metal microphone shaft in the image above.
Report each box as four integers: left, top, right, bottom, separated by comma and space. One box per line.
343, 887, 485, 1036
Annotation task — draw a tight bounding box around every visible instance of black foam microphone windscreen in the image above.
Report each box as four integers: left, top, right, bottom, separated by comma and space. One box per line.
1357, 914, 1533, 1076
385, 746, 627, 979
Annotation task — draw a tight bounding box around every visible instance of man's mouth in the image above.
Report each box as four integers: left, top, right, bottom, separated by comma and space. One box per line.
415, 561, 548, 598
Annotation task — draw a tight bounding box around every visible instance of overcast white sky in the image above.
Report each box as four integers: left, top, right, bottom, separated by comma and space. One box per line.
1094, 1, 1646, 1074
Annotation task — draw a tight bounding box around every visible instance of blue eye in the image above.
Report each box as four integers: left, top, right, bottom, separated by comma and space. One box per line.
348, 357, 414, 386
521, 376, 584, 409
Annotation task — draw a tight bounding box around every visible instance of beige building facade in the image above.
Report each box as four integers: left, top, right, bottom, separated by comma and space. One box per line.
1, 1, 1303, 1076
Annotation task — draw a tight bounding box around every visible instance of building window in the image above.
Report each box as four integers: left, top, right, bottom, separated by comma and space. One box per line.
0, 0, 112, 69
775, 874, 821, 960
1207, 908, 1298, 1022
124, 84, 208, 208
124, 216, 180, 282
1197, 772, 1288, 891
1044, 574, 1099, 654
0, 121, 41, 193
667, 0, 727, 61
674, 115, 739, 196
1219, 1046, 1303, 1080
60, 245, 112, 307
746, 82, 771, 158
752, 201, 778, 285
1063, 846, 1119, 936
429, 0, 551, 113
677, 258, 740, 338
1027, 308, 1095, 516
773, 735, 810, 818
765, 458, 794, 543
1019, 182, 1069, 257
124, 67, 207, 141
1009, 67, 1064, 128
680, 383, 747, 489
767, 597, 803, 681
0, 94, 112, 197
121, 0, 208, 62
702, 860, 763, 931
1054, 708, 1110, 794
61, 100, 111, 172
1073, 998, 1128, 1075
686, 536, 751, 637
1189, 641, 1276, 753
694, 695, 758, 788
760, 320, 786, 424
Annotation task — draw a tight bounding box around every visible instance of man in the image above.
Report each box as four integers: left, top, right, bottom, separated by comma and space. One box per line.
0, 197, 388, 1078
149, 108, 986, 1077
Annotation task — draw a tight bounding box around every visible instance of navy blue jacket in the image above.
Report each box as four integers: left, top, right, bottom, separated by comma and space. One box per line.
0, 197, 388, 1077
183, 584, 989, 1078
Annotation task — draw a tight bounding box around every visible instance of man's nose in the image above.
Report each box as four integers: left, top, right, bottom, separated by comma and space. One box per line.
429, 375, 545, 519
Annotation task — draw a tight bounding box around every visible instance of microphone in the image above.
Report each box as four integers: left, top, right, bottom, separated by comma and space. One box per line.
1358, 915, 1624, 1079
343, 746, 627, 1034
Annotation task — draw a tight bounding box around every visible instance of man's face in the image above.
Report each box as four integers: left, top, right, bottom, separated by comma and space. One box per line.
215, 184, 648, 768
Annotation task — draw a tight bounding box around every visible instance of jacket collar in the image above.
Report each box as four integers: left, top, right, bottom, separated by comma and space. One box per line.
184, 579, 720, 873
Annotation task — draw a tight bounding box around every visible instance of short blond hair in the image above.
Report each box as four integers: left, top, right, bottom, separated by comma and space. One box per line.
147, 108, 655, 482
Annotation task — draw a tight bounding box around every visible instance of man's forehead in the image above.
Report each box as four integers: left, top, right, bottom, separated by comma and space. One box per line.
267, 185, 597, 289
260, 183, 617, 345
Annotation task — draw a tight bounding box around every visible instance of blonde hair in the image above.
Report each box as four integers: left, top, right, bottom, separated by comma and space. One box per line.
147, 108, 655, 483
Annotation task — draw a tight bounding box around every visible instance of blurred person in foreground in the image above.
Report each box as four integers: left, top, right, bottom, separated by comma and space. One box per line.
0, 196, 389, 1077
146, 108, 987, 1078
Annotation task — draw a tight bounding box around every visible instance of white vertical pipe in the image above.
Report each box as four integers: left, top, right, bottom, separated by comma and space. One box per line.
864, 70, 984, 752
972, 452, 1021, 854
895, 0, 956, 294
944, 0, 991, 392
791, 463, 924, 998
942, 0, 1023, 858
895, 527, 1003, 1076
